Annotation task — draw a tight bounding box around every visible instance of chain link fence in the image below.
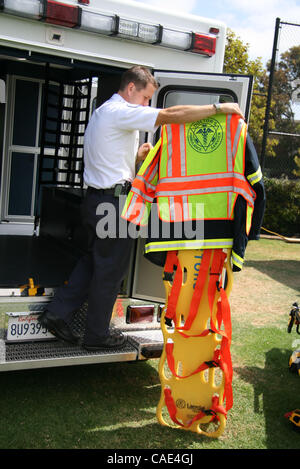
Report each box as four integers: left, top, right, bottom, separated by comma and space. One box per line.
261, 19, 300, 179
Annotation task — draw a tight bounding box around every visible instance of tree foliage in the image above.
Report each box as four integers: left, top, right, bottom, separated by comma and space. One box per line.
223, 29, 300, 177
223, 29, 278, 157
271, 46, 300, 123
267, 45, 300, 177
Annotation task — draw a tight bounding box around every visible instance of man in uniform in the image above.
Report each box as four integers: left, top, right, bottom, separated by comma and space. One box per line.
39, 66, 243, 351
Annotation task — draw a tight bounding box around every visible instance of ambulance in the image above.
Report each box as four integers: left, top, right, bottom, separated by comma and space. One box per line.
0, 0, 253, 371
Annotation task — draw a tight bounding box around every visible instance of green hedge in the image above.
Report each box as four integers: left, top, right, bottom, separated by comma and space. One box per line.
262, 177, 300, 237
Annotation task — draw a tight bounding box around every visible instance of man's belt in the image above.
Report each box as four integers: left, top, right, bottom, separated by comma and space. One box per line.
87, 181, 132, 197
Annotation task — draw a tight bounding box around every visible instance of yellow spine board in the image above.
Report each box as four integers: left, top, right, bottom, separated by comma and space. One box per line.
156, 249, 233, 438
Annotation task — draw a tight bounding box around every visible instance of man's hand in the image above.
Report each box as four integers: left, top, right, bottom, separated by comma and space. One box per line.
136, 142, 153, 163
219, 102, 244, 119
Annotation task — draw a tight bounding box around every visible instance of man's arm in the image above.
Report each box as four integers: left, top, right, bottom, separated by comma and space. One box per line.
155, 102, 244, 126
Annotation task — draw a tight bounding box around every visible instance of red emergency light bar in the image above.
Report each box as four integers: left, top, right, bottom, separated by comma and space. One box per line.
191, 33, 216, 56
0, 0, 218, 57
43, 0, 80, 28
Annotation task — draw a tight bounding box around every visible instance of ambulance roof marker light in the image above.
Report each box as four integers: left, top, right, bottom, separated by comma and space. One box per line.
190, 33, 216, 57
42, 0, 80, 28
80, 9, 118, 35
117, 17, 162, 44
160, 28, 192, 51
1, 0, 43, 19
209, 27, 220, 35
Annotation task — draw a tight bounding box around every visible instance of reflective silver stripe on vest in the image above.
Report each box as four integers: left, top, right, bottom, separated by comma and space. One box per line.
143, 160, 159, 183
156, 171, 246, 184
182, 195, 189, 219
232, 117, 244, 158
169, 196, 175, 221
180, 125, 186, 176
155, 186, 254, 206
135, 174, 157, 191
144, 238, 234, 252
133, 202, 146, 225
169, 195, 188, 221
131, 186, 154, 203
227, 114, 233, 171
125, 193, 138, 218
228, 191, 232, 218
167, 124, 173, 177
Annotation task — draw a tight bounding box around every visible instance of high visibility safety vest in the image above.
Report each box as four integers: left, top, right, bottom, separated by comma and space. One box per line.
122, 114, 265, 271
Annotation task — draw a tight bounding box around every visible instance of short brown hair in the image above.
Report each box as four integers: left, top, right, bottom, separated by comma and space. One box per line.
119, 66, 158, 91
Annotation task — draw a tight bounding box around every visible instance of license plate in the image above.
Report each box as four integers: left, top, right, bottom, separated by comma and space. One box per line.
6, 312, 55, 342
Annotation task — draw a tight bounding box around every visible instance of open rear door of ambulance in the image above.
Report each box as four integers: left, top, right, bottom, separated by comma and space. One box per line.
152, 71, 253, 123
131, 70, 253, 304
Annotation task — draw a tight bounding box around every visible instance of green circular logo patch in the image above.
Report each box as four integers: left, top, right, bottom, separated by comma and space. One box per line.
187, 118, 223, 154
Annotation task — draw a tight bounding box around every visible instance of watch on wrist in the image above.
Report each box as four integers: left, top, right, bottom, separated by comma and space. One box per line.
213, 103, 221, 113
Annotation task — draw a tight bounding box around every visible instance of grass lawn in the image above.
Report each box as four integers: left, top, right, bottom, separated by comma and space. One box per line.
0, 238, 299, 450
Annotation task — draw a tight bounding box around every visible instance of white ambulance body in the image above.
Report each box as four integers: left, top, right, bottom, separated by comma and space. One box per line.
0, 0, 253, 371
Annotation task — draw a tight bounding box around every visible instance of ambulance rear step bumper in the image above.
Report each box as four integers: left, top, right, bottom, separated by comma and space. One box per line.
0, 329, 163, 371
0, 297, 164, 371
127, 329, 164, 359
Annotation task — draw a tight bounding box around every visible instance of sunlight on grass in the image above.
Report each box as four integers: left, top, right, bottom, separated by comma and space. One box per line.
1, 238, 300, 449
86, 420, 152, 433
